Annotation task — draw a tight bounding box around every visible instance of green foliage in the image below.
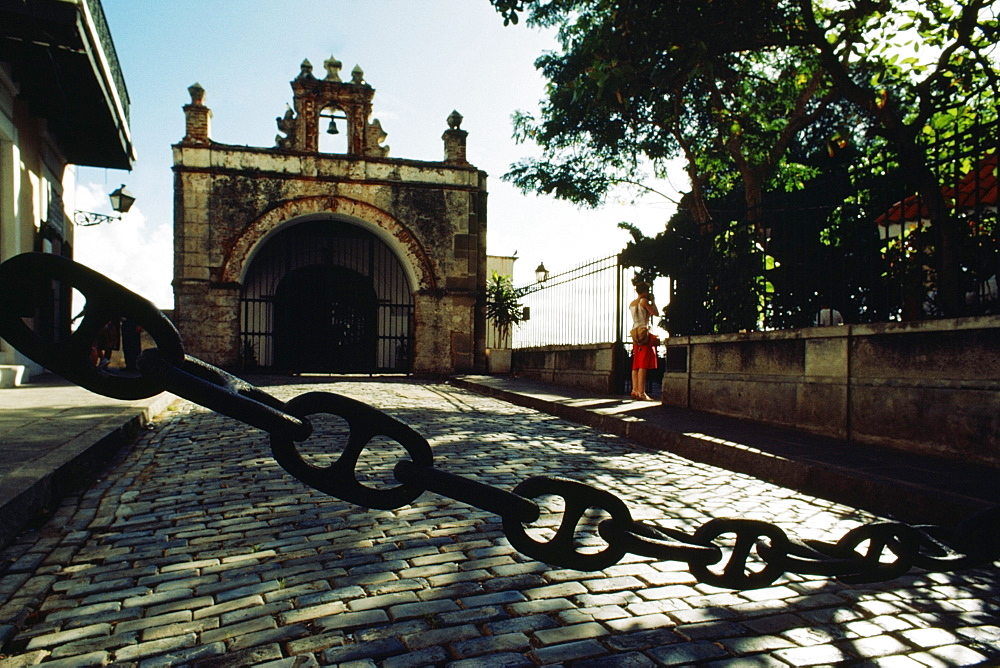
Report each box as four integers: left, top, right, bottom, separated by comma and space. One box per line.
621, 206, 768, 334
485, 271, 526, 343
490, 0, 1000, 323
490, 0, 837, 216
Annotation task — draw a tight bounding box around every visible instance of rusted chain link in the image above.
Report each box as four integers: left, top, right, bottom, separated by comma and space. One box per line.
1, 252, 997, 590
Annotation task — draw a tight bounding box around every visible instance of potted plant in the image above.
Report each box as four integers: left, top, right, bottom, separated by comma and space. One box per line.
485, 271, 525, 373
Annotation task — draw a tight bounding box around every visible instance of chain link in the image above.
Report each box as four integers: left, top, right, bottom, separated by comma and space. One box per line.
0, 252, 184, 399
1, 252, 997, 590
137, 348, 313, 442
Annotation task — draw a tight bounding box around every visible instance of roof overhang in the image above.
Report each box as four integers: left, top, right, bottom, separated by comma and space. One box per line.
0, 0, 134, 169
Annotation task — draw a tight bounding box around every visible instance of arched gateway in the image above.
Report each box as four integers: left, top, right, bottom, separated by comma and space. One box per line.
240, 218, 413, 373
172, 58, 488, 375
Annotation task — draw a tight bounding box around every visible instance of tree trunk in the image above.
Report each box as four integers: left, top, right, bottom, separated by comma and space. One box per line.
894, 140, 964, 317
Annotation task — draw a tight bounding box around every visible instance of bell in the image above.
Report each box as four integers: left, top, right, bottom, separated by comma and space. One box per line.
326, 118, 339, 135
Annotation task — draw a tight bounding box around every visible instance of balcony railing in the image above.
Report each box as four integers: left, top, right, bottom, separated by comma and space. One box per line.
81, 0, 130, 125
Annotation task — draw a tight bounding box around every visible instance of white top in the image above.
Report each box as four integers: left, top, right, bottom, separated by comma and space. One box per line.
630, 301, 649, 328
814, 308, 844, 326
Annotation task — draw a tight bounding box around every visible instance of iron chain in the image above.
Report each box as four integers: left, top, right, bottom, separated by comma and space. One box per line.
1, 252, 998, 590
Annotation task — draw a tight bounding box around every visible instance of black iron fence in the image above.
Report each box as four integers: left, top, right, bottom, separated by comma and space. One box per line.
240, 221, 413, 374
513, 255, 631, 348
510, 254, 665, 396
656, 118, 999, 334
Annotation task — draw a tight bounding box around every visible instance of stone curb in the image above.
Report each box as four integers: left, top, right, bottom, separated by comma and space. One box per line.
0, 392, 177, 550
450, 376, 990, 527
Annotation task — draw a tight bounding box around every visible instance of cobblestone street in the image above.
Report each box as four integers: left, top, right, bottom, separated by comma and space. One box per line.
1, 378, 998, 667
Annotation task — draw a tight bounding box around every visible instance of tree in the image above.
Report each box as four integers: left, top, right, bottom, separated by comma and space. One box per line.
485, 271, 526, 344
497, 1, 834, 228
491, 0, 846, 331
798, 0, 1000, 315
491, 0, 1000, 319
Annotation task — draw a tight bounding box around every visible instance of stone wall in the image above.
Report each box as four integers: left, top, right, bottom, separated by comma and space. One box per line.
512, 343, 621, 394
661, 316, 1000, 467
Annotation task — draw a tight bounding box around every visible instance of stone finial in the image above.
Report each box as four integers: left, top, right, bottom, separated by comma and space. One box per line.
187, 83, 205, 106
369, 119, 387, 144
183, 83, 211, 144
443, 111, 468, 164
351, 65, 365, 85
275, 105, 297, 148
277, 105, 295, 131
324, 56, 343, 82
296, 59, 316, 81
365, 118, 389, 157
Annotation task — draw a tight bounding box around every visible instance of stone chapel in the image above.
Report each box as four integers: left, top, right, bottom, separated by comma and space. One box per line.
172, 57, 488, 375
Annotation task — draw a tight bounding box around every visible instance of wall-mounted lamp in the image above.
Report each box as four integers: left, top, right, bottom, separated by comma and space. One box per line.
74, 184, 136, 226
535, 262, 549, 283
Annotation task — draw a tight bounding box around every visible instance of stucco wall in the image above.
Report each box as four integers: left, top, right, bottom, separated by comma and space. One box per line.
661, 316, 1000, 467
0, 66, 75, 380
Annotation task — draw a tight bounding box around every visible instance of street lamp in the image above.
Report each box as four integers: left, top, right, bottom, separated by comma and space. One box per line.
108, 184, 136, 214
74, 184, 136, 226
535, 262, 549, 283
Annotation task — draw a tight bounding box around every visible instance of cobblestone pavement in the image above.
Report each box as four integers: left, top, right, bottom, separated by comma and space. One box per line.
0, 378, 998, 667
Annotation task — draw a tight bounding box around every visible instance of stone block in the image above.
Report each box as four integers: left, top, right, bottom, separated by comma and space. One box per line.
804, 335, 848, 377
486, 348, 512, 374
180, 147, 211, 168
0, 365, 25, 388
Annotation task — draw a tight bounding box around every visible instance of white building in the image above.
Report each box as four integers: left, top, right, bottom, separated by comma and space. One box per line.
0, 0, 134, 384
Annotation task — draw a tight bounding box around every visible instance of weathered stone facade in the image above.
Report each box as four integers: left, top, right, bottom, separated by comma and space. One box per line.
173, 59, 488, 375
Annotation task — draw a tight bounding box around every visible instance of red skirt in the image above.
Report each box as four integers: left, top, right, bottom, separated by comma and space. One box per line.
632, 344, 658, 370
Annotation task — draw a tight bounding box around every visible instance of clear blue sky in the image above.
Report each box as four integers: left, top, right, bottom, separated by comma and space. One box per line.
75, 0, 682, 308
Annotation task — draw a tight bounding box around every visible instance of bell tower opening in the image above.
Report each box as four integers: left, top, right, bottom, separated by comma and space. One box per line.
318, 104, 348, 154
273, 57, 389, 158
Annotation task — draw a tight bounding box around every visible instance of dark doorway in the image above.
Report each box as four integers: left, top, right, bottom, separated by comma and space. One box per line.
273, 265, 377, 373
241, 220, 414, 373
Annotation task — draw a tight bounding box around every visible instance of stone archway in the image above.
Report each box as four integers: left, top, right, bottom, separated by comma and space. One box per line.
239, 217, 414, 373
221, 195, 437, 292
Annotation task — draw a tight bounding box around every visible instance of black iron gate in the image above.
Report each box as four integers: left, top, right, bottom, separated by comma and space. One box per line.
240, 219, 413, 374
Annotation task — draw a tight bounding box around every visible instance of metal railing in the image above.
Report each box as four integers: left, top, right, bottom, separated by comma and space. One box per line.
81, 0, 130, 124
512, 254, 629, 348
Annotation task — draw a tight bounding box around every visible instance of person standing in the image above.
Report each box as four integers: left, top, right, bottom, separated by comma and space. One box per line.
121, 316, 142, 372
95, 317, 121, 369
629, 282, 659, 401
814, 303, 844, 326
